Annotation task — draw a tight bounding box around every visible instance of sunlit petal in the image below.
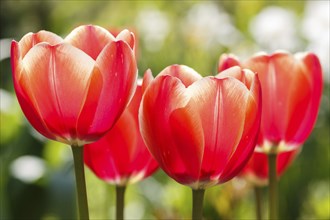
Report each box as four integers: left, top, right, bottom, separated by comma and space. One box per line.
78, 41, 137, 138
158, 64, 202, 87
140, 75, 204, 184
18, 31, 63, 59
187, 77, 250, 180
21, 43, 95, 142
218, 53, 241, 72
116, 29, 136, 51
284, 53, 323, 143
65, 25, 115, 60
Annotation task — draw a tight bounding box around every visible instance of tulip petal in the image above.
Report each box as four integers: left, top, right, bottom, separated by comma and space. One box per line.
11, 41, 56, 140
140, 75, 186, 172
114, 111, 139, 177
218, 54, 241, 72
216, 66, 254, 90
187, 77, 250, 180
158, 65, 202, 87
84, 81, 158, 184
140, 75, 203, 184
84, 111, 137, 184
127, 85, 142, 119
116, 29, 135, 51
169, 104, 204, 182
270, 53, 308, 143
126, 84, 159, 181
141, 69, 154, 93
77, 41, 137, 139
20, 43, 95, 143
245, 54, 283, 143
216, 66, 242, 79
284, 53, 323, 143
220, 75, 262, 182
18, 31, 63, 59
65, 25, 115, 60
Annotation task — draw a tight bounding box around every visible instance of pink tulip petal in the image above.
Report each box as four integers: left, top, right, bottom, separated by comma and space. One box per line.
158, 64, 202, 87
84, 111, 137, 183
116, 29, 135, 51
218, 54, 241, 72
126, 84, 158, 179
187, 77, 250, 180
84, 83, 158, 184
169, 104, 204, 181
127, 85, 142, 118
220, 79, 261, 182
65, 25, 115, 60
141, 69, 154, 93
77, 41, 137, 139
107, 111, 138, 178
140, 75, 186, 174
18, 31, 63, 59
75, 66, 103, 142
129, 142, 159, 180
284, 53, 323, 143
20, 43, 95, 142
11, 41, 56, 140
269, 53, 308, 143
216, 66, 242, 79
140, 75, 203, 184
216, 66, 254, 90
245, 54, 284, 144
86, 111, 137, 182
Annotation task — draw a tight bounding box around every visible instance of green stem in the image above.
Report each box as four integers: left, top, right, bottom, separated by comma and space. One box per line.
268, 153, 278, 220
71, 146, 89, 220
116, 185, 126, 220
254, 186, 263, 220
192, 189, 205, 220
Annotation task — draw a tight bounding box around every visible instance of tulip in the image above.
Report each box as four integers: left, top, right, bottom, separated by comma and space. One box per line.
139, 65, 262, 219
11, 25, 138, 220
84, 70, 158, 219
11, 25, 137, 146
219, 51, 322, 152
218, 51, 323, 219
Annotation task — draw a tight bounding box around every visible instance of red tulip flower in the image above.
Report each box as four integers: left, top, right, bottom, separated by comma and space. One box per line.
84, 71, 158, 186
11, 25, 137, 219
219, 51, 323, 153
219, 51, 323, 219
11, 25, 137, 146
139, 65, 262, 189
140, 65, 261, 219
242, 149, 300, 186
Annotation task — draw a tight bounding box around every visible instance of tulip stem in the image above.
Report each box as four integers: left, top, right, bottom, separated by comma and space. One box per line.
116, 185, 126, 220
71, 145, 89, 220
192, 188, 205, 220
254, 186, 263, 220
268, 153, 278, 220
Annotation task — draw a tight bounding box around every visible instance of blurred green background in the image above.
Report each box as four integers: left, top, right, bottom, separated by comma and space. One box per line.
1, 0, 329, 219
